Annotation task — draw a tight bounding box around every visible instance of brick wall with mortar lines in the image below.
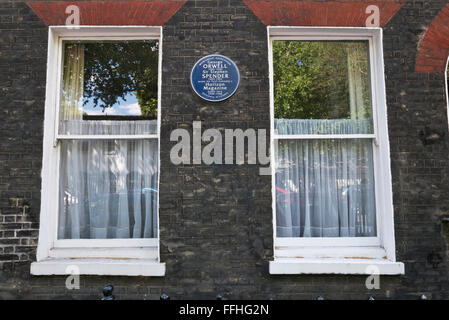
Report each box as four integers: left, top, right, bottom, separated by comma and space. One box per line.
1, 0, 449, 299
0, 0, 44, 274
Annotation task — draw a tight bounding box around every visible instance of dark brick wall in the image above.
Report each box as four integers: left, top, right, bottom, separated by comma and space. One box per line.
0, 0, 45, 271
0, 0, 449, 299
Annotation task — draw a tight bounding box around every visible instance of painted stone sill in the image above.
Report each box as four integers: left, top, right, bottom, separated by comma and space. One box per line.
30, 259, 166, 277
269, 258, 404, 275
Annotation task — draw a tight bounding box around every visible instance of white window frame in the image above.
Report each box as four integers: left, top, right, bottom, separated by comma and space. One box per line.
268, 27, 404, 275
445, 57, 449, 131
31, 26, 165, 276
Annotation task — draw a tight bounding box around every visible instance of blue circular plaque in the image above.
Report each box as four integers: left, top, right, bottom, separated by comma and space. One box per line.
190, 54, 240, 102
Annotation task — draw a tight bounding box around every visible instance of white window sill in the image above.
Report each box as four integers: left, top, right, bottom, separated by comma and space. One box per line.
31, 259, 165, 277
269, 258, 404, 275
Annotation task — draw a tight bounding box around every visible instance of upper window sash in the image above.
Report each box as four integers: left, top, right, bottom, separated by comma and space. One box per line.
269, 28, 381, 146
48, 26, 162, 143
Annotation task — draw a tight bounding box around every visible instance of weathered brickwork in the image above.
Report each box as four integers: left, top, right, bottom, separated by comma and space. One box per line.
243, 0, 405, 27
416, 2, 449, 73
0, 0, 45, 274
0, 0, 449, 299
27, 0, 187, 26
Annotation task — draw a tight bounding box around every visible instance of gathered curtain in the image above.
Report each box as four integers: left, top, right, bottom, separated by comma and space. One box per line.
347, 42, 370, 120
61, 44, 84, 121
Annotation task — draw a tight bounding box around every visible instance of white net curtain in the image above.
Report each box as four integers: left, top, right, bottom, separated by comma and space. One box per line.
58, 139, 158, 239
275, 136, 376, 238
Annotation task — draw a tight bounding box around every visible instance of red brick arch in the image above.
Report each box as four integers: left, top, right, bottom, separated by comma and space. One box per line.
415, 4, 449, 73
27, 0, 186, 26
243, 0, 404, 27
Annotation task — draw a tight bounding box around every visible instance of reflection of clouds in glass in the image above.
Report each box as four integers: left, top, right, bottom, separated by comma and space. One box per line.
80, 102, 142, 116
119, 103, 141, 116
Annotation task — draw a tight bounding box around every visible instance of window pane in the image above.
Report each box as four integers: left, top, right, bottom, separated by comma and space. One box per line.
59, 41, 159, 135
273, 41, 373, 135
58, 139, 158, 239
275, 139, 376, 237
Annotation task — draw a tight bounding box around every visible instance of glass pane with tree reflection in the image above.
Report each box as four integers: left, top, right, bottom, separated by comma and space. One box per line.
273, 41, 373, 135
59, 40, 159, 135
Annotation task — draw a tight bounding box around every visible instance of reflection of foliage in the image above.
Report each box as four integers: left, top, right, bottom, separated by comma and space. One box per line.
273, 41, 371, 120
82, 41, 159, 118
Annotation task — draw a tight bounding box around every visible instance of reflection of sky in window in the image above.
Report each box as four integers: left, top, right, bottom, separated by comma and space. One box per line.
80, 92, 142, 116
